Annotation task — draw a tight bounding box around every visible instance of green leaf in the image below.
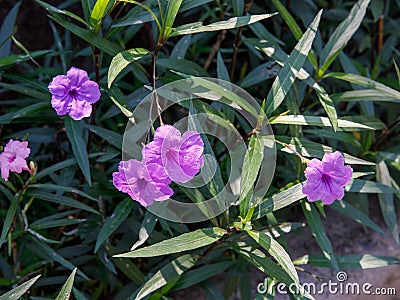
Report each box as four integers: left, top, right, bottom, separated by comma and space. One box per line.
240, 135, 264, 217
29, 184, 98, 201
135, 254, 199, 300
170, 34, 191, 59
85, 124, 123, 149
270, 115, 385, 131
90, 0, 115, 33
248, 39, 338, 129
294, 254, 400, 269
34, 153, 103, 180
172, 262, 235, 291
130, 211, 157, 251
231, 243, 309, 298
377, 160, 399, 244
55, 268, 77, 300
265, 10, 322, 115
157, 58, 208, 76
324, 72, 400, 99
270, 0, 318, 69
253, 183, 304, 219
345, 179, 398, 194
95, 198, 133, 252
35, 0, 89, 27
330, 201, 385, 235
28, 191, 99, 215
162, 0, 184, 39
0, 1, 21, 58
108, 48, 149, 88
0, 82, 50, 100
0, 195, 19, 248
170, 13, 277, 36
105, 244, 145, 284
0, 275, 40, 300
301, 201, 339, 271
114, 227, 226, 258
48, 12, 123, 56
217, 51, 230, 82
247, 230, 300, 288
28, 236, 88, 279
64, 116, 91, 186
0, 50, 52, 68
319, 0, 371, 75
331, 89, 400, 104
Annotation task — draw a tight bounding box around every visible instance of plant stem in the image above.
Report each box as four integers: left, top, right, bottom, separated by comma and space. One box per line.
229, 0, 253, 81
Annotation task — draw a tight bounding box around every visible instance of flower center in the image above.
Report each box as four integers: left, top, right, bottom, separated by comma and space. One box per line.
7, 155, 16, 163
321, 173, 331, 185
68, 89, 77, 97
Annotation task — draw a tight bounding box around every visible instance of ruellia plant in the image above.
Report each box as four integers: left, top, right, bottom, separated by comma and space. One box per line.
0, 0, 399, 299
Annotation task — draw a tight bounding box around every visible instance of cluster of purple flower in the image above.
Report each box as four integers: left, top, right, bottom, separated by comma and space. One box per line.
112, 125, 205, 206
43, 66, 354, 207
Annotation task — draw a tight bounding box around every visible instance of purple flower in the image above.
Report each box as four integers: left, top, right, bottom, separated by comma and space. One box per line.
112, 159, 173, 207
48, 67, 101, 120
143, 125, 204, 183
302, 152, 353, 205
0, 140, 31, 181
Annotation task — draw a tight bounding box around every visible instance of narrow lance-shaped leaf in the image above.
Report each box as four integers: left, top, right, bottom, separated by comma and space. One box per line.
0, 1, 22, 58
319, 0, 371, 76
108, 48, 150, 88
265, 10, 322, 115
239, 134, 264, 217
135, 254, 199, 300
270, 0, 318, 69
248, 38, 338, 129
64, 116, 91, 186
330, 201, 385, 235
247, 230, 300, 288
95, 198, 133, 252
114, 227, 226, 258
270, 115, 384, 131
377, 160, 399, 244
0, 195, 19, 248
170, 13, 277, 36
162, 0, 183, 39
55, 268, 77, 300
324, 72, 400, 100
0, 275, 41, 300
253, 183, 305, 219
90, 0, 116, 33
301, 200, 339, 271
130, 211, 157, 250
294, 254, 400, 270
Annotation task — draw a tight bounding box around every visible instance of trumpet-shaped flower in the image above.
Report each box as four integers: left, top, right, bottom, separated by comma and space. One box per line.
48, 67, 100, 120
0, 140, 30, 181
112, 159, 173, 207
143, 125, 204, 183
302, 152, 353, 205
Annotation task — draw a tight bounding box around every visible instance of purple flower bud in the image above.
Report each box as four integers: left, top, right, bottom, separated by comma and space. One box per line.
48, 67, 101, 120
302, 151, 353, 205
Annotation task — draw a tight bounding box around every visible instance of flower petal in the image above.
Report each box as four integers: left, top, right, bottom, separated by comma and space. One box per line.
76, 80, 101, 104
66, 67, 89, 87
68, 98, 93, 120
